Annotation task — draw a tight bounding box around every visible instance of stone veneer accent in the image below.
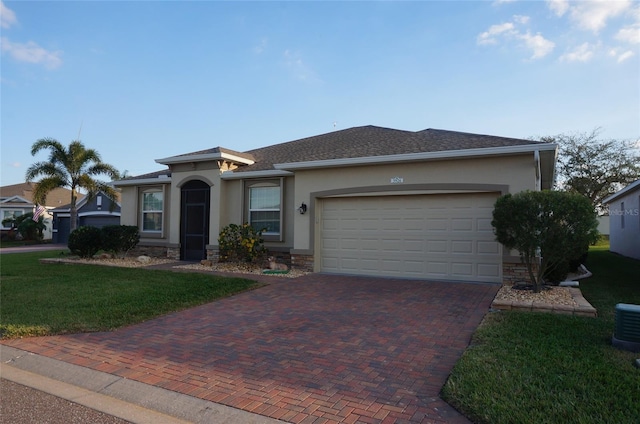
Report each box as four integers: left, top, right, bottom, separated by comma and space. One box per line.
291, 254, 314, 273
502, 259, 538, 286
129, 245, 170, 259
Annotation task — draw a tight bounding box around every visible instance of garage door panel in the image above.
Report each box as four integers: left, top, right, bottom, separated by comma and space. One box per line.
452, 241, 473, 254
320, 193, 502, 282
478, 241, 500, 254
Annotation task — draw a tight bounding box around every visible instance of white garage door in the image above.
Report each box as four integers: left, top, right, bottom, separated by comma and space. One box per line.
320, 193, 502, 283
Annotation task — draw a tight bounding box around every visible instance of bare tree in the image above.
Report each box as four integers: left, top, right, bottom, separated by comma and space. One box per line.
541, 128, 640, 214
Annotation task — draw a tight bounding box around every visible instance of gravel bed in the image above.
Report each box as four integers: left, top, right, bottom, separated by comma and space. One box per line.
494, 285, 578, 307
173, 262, 309, 278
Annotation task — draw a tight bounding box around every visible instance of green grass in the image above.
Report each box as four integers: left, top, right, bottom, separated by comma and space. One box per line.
442, 245, 640, 424
0, 250, 260, 338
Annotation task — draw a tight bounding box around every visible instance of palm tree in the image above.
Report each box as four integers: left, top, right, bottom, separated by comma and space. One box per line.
26, 138, 121, 232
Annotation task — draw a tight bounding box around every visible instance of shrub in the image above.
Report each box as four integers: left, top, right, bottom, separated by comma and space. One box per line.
492, 190, 599, 292
101, 225, 140, 258
68, 226, 102, 258
218, 223, 267, 262
1, 213, 46, 241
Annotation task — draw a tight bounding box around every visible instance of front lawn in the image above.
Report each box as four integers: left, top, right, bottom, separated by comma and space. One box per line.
0, 251, 260, 339
442, 244, 640, 424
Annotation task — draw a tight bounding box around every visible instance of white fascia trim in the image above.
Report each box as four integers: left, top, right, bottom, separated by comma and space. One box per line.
220, 169, 294, 180
113, 176, 171, 187
602, 179, 640, 204
275, 143, 558, 170
156, 152, 255, 166
79, 211, 121, 217
0, 195, 31, 205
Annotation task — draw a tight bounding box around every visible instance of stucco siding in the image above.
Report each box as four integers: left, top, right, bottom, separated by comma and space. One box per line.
292, 154, 536, 252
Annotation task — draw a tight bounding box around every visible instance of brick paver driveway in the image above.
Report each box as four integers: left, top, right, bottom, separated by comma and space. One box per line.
4, 274, 498, 423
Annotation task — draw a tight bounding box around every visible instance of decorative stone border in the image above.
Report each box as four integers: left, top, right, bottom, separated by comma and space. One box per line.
491, 287, 597, 317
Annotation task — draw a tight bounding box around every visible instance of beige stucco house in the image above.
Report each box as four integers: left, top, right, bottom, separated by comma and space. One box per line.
114, 125, 557, 284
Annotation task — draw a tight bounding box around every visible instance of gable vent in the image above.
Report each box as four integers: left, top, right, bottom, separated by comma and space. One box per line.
612, 303, 640, 353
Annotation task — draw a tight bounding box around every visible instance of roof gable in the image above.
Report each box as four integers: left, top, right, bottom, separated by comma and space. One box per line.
0, 183, 80, 207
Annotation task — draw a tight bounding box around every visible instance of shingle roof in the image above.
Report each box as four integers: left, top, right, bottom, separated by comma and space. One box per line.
234, 125, 544, 173
0, 183, 80, 207
126, 125, 548, 179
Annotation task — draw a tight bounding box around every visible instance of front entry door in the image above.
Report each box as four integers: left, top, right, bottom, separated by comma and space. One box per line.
181, 180, 210, 261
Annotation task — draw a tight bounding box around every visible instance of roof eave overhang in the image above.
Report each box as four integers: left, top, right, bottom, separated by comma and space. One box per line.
220, 170, 294, 180
274, 143, 558, 171
113, 176, 172, 187
155, 152, 255, 166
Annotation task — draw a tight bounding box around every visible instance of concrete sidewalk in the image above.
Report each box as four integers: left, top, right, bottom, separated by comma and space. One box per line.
1, 345, 285, 424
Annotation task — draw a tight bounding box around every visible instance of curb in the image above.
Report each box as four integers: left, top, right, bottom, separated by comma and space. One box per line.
1, 345, 285, 424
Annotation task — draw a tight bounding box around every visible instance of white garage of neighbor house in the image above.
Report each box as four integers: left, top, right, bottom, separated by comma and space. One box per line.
114, 125, 557, 284
603, 180, 640, 260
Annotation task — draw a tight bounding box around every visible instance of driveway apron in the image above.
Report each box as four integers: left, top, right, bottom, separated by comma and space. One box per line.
3, 274, 498, 423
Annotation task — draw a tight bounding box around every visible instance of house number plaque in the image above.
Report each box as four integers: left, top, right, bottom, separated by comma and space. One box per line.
390, 177, 404, 184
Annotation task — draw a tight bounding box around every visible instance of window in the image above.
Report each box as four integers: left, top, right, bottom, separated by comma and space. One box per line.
2, 210, 23, 229
249, 186, 281, 235
142, 190, 163, 232
245, 179, 283, 241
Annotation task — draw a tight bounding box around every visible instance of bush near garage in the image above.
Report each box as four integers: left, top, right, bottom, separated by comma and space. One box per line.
218, 223, 267, 263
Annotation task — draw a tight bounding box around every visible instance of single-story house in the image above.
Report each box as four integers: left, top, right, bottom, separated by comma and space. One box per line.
603, 180, 640, 260
114, 125, 557, 284
0, 183, 78, 240
51, 191, 121, 244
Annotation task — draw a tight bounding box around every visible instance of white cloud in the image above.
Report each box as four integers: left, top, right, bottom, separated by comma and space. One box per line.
569, 0, 631, 33
547, 0, 569, 17
477, 17, 554, 60
0, 1, 17, 29
617, 50, 635, 62
560, 42, 595, 62
477, 22, 516, 45
519, 32, 555, 59
616, 26, 640, 44
1, 37, 63, 69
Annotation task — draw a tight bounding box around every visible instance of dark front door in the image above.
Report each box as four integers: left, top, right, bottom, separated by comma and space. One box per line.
181, 180, 210, 261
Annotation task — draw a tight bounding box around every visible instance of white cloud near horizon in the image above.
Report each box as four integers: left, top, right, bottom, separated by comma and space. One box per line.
1, 37, 63, 69
1, 1, 17, 29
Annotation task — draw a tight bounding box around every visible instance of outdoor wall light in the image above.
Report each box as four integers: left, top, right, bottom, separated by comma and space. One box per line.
298, 202, 308, 214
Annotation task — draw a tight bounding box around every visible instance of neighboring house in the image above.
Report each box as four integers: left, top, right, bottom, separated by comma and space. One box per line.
51, 191, 122, 244
0, 183, 78, 240
603, 180, 640, 260
114, 125, 557, 284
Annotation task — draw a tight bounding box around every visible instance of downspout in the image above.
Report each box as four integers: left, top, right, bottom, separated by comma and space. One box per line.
534, 150, 541, 191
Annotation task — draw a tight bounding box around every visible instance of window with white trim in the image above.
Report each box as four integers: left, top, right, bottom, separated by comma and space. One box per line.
2, 210, 23, 229
246, 180, 282, 241
141, 189, 163, 233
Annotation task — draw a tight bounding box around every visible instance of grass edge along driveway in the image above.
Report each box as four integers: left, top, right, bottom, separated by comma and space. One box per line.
0, 251, 260, 339
442, 244, 640, 424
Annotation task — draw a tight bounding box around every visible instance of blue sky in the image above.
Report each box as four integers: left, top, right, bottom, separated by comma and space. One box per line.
2, 0, 639, 186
